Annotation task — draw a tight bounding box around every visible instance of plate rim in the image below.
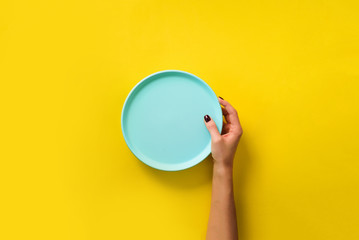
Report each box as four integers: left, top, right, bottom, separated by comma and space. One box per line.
121, 69, 223, 171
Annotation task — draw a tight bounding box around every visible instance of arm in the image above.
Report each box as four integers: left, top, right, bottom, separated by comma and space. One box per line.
204, 97, 243, 240
207, 160, 237, 240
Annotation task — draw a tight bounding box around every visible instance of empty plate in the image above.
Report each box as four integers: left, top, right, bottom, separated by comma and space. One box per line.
121, 70, 222, 171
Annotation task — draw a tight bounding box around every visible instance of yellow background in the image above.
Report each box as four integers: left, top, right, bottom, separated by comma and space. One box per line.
1, 0, 358, 239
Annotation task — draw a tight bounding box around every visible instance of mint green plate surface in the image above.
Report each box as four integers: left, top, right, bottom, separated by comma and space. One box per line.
121, 70, 222, 171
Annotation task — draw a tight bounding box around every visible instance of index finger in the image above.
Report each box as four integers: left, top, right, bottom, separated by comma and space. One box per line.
218, 97, 240, 126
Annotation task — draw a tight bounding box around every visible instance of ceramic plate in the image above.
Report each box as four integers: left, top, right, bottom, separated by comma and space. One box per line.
121, 70, 222, 171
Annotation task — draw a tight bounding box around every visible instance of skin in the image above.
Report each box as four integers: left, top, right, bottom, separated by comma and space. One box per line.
204, 97, 243, 240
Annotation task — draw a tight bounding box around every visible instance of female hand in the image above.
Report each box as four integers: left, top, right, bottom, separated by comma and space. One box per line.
204, 97, 243, 168
205, 97, 242, 240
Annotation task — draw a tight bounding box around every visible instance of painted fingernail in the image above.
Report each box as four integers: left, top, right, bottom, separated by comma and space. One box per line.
219, 96, 224, 100
204, 115, 211, 122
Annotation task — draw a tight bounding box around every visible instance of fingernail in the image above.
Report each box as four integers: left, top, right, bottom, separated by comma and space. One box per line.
219, 96, 224, 100
204, 115, 211, 122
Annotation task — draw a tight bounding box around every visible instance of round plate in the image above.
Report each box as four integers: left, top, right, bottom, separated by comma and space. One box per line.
121, 70, 222, 171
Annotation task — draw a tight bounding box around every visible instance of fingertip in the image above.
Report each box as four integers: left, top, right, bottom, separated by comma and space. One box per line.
218, 96, 226, 105
204, 114, 211, 123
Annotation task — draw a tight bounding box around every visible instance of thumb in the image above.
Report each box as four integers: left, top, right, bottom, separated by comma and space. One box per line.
204, 115, 221, 141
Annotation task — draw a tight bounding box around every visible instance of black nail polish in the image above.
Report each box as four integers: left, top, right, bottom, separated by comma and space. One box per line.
204, 115, 211, 122
219, 96, 224, 100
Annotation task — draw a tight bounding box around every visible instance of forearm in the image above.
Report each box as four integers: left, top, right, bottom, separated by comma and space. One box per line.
206, 161, 238, 240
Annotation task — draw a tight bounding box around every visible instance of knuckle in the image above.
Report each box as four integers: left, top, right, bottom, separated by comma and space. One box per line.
229, 107, 237, 115
233, 128, 243, 137
238, 130, 243, 137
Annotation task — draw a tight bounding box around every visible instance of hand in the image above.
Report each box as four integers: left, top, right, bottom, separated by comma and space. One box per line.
204, 97, 243, 169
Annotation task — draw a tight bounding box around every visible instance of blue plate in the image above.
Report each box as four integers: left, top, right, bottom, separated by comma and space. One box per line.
121, 70, 222, 171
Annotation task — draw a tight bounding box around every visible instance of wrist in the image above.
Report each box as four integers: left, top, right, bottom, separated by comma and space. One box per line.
213, 161, 233, 176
